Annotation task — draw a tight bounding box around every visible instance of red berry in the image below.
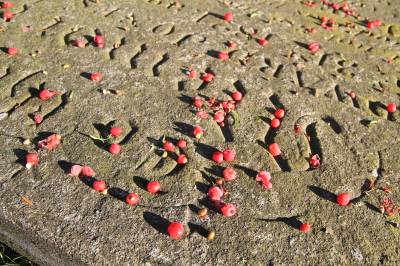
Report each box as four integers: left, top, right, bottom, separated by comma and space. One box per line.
108, 143, 121, 154
39, 88, 58, 101
125, 193, 139, 205
2, 10, 12, 21
192, 125, 204, 139
213, 110, 225, 124
223, 12, 233, 23
227, 41, 237, 49
187, 69, 196, 78
167, 221, 185, 240
212, 151, 224, 164
222, 148, 235, 162
147, 180, 161, 194
163, 141, 175, 152
207, 186, 224, 201
268, 143, 281, 157
387, 103, 396, 113
307, 27, 317, 33
73, 39, 85, 48
90, 72, 102, 82
258, 38, 268, 46
25, 152, 39, 169
274, 108, 285, 119
217, 51, 229, 61
37, 134, 61, 151
176, 154, 187, 165
231, 91, 242, 101
270, 118, 280, 128
93, 34, 104, 45
223, 167, 237, 181
321, 16, 328, 23
308, 41, 320, 53
256, 171, 272, 189
81, 166, 95, 177
93, 180, 107, 192
69, 164, 83, 177
176, 139, 187, 149
336, 192, 350, 206
220, 203, 236, 217
299, 223, 311, 233
332, 4, 340, 10
1, 2, 13, 8
192, 97, 203, 108
201, 72, 214, 83
7, 47, 17, 56
309, 154, 320, 168
33, 115, 43, 125
109, 127, 122, 138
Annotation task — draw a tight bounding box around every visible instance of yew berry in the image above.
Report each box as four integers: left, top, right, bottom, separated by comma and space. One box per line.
192, 97, 203, 108
167, 221, 185, 240
217, 51, 229, 61
93, 35, 104, 45
223, 167, 237, 181
207, 186, 224, 201
33, 115, 43, 125
125, 193, 139, 205
90, 72, 102, 82
299, 223, 311, 233
7, 47, 17, 56
92, 180, 107, 192
109, 127, 122, 138
336, 192, 350, 206
256, 171, 272, 189
176, 139, 187, 149
309, 154, 320, 168
274, 108, 285, 119
270, 118, 280, 128
73, 39, 85, 48
227, 41, 237, 49
321, 16, 328, 23
223, 12, 233, 23
195, 111, 209, 119
25, 152, 39, 169
214, 110, 225, 124
192, 125, 204, 139
386, 103, 396, 113
108, 143, 121, 154
258, 38, 268, 46
39, 88, 58, 101
187, 68, 196, 78
201, 72, 214, 83
163, 141, 175, 152
212, 151, 224, 164
147, 180, 160, 194
222, 148, 235, 162
38, 134, 61, 150
2, 10, 12, 21
81, 166, 95, 177
176, 154, 187, 165
231, 91, 242, 101
268, 143, 281, 157
220, 203, 236, 217
69, 164, 83, 177
1, 2, 13, 8
308, 42, 320, 53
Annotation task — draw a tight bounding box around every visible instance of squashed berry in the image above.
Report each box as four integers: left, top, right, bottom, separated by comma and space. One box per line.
25, 152, 39, 169
256, 171, 272, 189
38, 134, 61, 150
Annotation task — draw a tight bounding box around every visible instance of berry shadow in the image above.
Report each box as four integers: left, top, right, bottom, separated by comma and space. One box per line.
79, 176, 95, 188
233, 80, 247, 96
207, 12, 224, 20
143, 211, 169, 235
364, 201, 381, 214
258, 216, 302, 230
133, 176, 148, 191
206, 49, 219, 59
204, 165, 224, 178
308, 185, 336, 203
234, 164, 257, 179
188, 222, 208, 238
177, 93, 193, 105
13, 148, 28, 167
0, 47, 8, 54
80, 72, 92, 80
173, 122, 194, 138
194, 142, 218, 161
57, 160, 75, 174
108, 187, 129, 201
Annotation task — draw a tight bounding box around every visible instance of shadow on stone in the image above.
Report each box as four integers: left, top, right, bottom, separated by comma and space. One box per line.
308, 185, 336, 203
143, 211, 169, 235
108, 187, 129, 201
173, 122, 194, 138
188, 222, 208, 237
58, 160, 75, 174
194, 142, 217, 161
133, 176, 148, 191
258, 216, 301, 230
13, 148, 27, 166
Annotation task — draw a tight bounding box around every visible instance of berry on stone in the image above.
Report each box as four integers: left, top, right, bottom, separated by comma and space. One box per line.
90, 72, 102, 82
192, 97, 203, 108
33, 115, 43, 125
176, 139, 187, 149
201, 72, 214, 83
176, 154, 187, 165
223, 12, 233, 23
2, 10, 12, 21
108, 143, 121, 154
69, 165, 82, 177
73, 39, 85, 48
256, 171, 272, 189
336, 192, 350, 206
309, 154, 320, 168
147, 180, 161, 194
109, 127, 122, 138
217, 51, 229, 61
167, 221, 185, 240
270, 118, 280, 128
1, 2, 13, 8
220, 203, 236, 217
7, 47, 17, 56
25, 152, 39, 169
223, 167, 237, 181
274, 108, 285, 119
222, 148, 235, 162
93, 34, 104, 46
299, 223, 311, 233
39, 88, 58, 101
212, 151, 224, 164
207, 186, 223, 201
125, 193, 139, 205
92, 180, 107, 192
268, 143, 281, 157
81, 166, 95, 177
308, 42, 320, 53
227, 41, 237, 49
38, 134, 61, 150
231, 91, 242, 101
213, 110, 225, 124
163, 141, 175, 152
387, 103, 397, 113
258, 38, 268, 46
192, 125, 204, 139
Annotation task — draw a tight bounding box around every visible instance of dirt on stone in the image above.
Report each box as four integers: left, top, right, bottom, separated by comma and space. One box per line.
0, 0, 399, 265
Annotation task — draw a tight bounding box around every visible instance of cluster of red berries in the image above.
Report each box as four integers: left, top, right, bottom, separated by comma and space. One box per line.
255, 171, 272, 189
320, 16, 335, 31
1, 1, 13, 21
319, 1, 356, 16
379, 198, 399, 216
162, 137, 188, 165
366, 20, 382, 29
108, 127, 122, 154
267, 109, 285, 157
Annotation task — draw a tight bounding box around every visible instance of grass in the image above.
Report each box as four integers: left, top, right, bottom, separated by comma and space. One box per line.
0, 242, 36, 266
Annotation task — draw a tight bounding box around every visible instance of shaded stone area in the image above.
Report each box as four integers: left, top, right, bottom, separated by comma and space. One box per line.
0, 0, 399, 265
